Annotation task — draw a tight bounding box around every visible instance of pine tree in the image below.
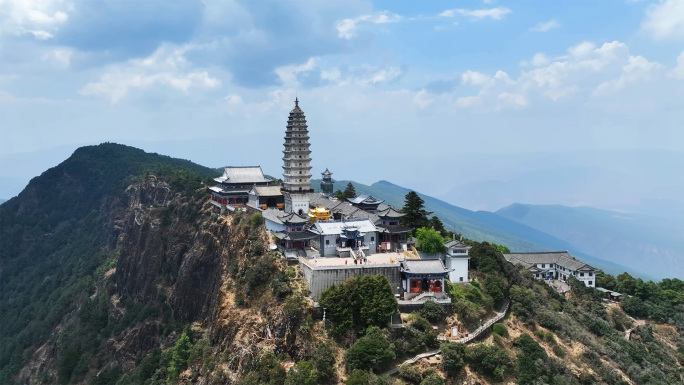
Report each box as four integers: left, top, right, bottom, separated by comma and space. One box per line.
343, 182, 357, 200
429, 216, 448, 237
400, 191, 432, 231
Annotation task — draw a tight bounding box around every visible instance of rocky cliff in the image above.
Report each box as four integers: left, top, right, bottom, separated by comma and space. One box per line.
0, 144, 314, 384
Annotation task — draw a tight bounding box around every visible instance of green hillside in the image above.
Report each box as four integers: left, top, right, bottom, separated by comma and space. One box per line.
0, 143, 218, 383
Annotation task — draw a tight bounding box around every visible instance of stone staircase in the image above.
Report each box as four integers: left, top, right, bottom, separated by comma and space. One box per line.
411, 292, 436, 302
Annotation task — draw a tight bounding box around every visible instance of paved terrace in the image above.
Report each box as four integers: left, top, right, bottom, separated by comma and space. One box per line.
299, 252, 405, 269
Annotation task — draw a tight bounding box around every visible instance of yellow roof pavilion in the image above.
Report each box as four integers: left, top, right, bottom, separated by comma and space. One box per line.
308, 206, 331, 222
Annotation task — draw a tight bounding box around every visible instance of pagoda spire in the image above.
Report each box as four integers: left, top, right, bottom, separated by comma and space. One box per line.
282, 98, 313, 214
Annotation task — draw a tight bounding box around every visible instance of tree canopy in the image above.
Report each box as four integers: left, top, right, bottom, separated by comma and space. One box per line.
415, 227, 446, 254
345, 326, 395, 372
400, 191, 432, 231
343, 182, 357, 200
428, 216, 448, 237
319, 275, 398, 336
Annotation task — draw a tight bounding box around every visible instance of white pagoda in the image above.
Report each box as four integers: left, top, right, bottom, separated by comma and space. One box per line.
282, 98, 313, 214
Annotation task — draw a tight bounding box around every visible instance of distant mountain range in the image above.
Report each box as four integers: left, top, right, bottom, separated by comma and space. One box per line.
312, 179, 645, 279
496, 204, 683, 280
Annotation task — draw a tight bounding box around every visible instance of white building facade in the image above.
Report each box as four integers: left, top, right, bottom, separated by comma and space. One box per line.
443, 240, 471, 284
503, 251, 597, 288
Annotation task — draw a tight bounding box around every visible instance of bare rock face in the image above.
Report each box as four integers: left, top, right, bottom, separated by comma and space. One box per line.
115, 177, 228, 323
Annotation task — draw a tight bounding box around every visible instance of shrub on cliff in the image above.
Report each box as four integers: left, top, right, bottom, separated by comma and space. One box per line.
419, 300, 446, 323
311, 343, 336, 383
319, 275, 397, 337
440, 342, 466, 378
492, 323, 508, 338
345, 327, 395, 373
420, 373, 444, 385
167, 332, 192, 381
464, 343, 513, 381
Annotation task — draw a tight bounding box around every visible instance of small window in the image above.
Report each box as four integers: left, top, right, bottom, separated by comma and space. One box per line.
459, 277, 464, 282
370, 236, 375, 242
580, 272, 585, 277
325, 240, 329, 245
542, 264, 545, 268
589, 272, 593, 276
588, 281, 593, 286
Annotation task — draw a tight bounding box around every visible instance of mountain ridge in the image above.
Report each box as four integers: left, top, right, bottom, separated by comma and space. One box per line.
496, 203, 684, 280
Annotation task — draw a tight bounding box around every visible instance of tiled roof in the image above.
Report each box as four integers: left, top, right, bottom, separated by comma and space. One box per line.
273, 231, 316, 241
308, 194, 380, 223
309, 193, 338, 208
279, 212, 309, 224
401, 259, 451, 275
348, 193, 384, 205
444, 240, 471, 249
310, 219, 377, 235
215, 166, 272, 184
377, 225, 412, 234
375, 206, 405, 218
262, 209, 308, 225
502, 251, 594, 271
252, 186, 283, 196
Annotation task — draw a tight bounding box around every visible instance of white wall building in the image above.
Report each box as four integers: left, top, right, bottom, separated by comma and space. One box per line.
443, 240, 471, 284
503, 251, 597, 288
308, 219, 378, 258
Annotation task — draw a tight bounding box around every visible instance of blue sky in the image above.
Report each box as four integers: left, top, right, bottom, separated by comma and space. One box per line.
0, 0, 683, 211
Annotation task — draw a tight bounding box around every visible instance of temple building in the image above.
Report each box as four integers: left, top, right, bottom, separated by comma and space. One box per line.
308, 219, 378, 258
282, 98, 313, 215
503, 251, 597, 287
348, 193, 384, 211
401, 259, 452, 301
375, 206, 411, 252
248, 185, 284, 210
262, 209, 316, 256
210, 166, 273, 213
443, 239, 471, 283
320, 168, 334, 196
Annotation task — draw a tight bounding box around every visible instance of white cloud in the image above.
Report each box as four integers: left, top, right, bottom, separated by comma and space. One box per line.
439, 7, 511, 20
669, 51, 684, 79
274, 58, 317, 85
593, 55, 662, 96
336, 11, 402, 39
80, 45, 220, 103
225, 94, 242, 105
0, 0, 72, 40
455, 95, 480, 108
641, 0, 684, 40
461, 70, 491, 86
530, 19, 560, 32
368, 67, 403, 84
519, 53, 550, 67
497, 92, 527, 108
567, 41, 596, 58
453, 40, 676, 109
41, 48, 72, 66
413, 90, 433, 108
531, 53, 550, 67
